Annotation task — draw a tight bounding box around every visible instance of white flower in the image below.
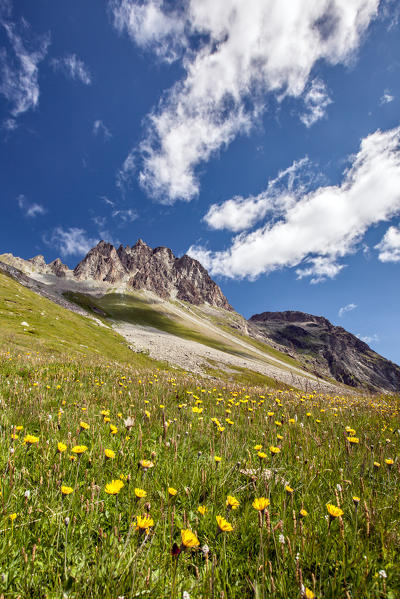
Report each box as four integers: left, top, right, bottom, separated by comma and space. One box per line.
24, 490, 31, 499
182, 592, 191, 599
378, 570, 387, 579
279, 534, 285, 544
336, 484, 342, 492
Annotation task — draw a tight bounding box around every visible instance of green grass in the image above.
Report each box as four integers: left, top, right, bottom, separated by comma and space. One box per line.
0, 351, 399, 598
0, 271, 161, 369
64, 291, 259, 360
203, 360, 299, 391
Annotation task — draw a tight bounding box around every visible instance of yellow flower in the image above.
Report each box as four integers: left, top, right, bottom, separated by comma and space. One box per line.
347, 437, 359, 444
61, 485, 74, 495
135, 514, 154, 532
104, 449, 116, 459
9, 513, 17, 521
277, 434, 284, 440
198, 505, 207, 515
24, 435, 39, 445
11, 433, 18, 440
285, 485, 294, 494
168, 487, 178, 496
214, 456, 222, 463
257, 451, 267, 459
139, 459, 154, 470
134, 488, 147, 498
304, 588, 315, 599
326, 503, 344, 518
252, 497, 270, 511
269, 446, 281, 454
385, 458, 394, 466
216, 515, 233, 532
105, 479, 124, 495
80, 421, 90, 430
299, 508, 308, 518
110, 424, 118, 435
181, 529, 200, 548
226, 495, 240, 510
373, 461, 381, 468
71, 445, 88, 454
15, 425, 23, 431
353, 496, 360, 505
57, 442, 67, 453
254, 444, 262, 451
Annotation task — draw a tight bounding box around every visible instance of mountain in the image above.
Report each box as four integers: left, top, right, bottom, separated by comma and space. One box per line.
249, 311, 400, 392
1, 243, 399, 393
0, 239, 232, 310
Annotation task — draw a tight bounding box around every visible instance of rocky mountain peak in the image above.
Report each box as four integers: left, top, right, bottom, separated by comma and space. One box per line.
73, 239, 232, 310
249, 310, 400, 392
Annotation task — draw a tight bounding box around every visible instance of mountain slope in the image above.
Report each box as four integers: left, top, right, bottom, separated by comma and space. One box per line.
250, 310, 400, 392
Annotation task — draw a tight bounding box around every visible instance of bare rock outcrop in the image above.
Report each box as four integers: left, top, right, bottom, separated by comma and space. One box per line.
250, 310, 400, 393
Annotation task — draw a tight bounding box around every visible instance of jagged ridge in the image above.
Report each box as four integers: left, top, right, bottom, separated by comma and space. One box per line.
250, 310, 400, 392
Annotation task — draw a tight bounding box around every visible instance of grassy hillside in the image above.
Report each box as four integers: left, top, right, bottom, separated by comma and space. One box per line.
64, 291, 260, 359
0, 271, 161, 368
0, 350, 399, 598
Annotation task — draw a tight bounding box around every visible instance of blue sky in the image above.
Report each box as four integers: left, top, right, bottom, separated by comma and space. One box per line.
1, 0, 400, 364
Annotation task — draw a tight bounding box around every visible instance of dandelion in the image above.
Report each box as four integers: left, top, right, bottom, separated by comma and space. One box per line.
226, 495, 240, 510
105, 479, 124, 495
24, 435, 39, 445
347, 437, 359, 444
9, 513, 17, 521
216, 515, 233, 532
285, 485, 294, 495
214, 456, 222, 463
385, 458, 394, 467
61, 485, 74, 495
79, 421, 90, 431
181, 529, 200, 548
270, 446, 281, 455
104, 449, 115, 459
373, 461, 381, 468
168, 487, 178, 497
301, 586, 315, 599
57, 442, 67, 453
326, 503, 344, 519
139, 459, 154, 470
254, 444, 262, 451
71, 445, 88, 455
134, 488, 146, 498
198, 505, 207, 516
110, 424, 118, 435
299, 509, 308, 518
257, 451, 267, 459
252, 497, 270, 512
353, 496, 360, 507
135, 514, 154, 534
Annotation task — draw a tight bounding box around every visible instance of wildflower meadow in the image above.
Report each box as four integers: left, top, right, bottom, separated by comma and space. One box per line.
0, 350, 399, 598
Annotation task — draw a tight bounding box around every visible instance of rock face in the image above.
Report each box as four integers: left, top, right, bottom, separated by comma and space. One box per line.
249, 311, 400, 392
73, 239, 232, 310
0, 253, 71, 277
0, 240, 232, 309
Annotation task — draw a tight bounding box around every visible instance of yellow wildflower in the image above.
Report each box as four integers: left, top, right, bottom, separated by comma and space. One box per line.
226, 495, 240, 510
61, 485, 74, 495
181, 529, 200, 548
252, 497, 270, 511
105, 479, 124, 495
134, 488, 147, 498
216, 515, 233, 532
326, 503, 344, 518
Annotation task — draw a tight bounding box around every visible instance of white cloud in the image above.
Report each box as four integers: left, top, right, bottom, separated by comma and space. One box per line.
112, 208, 137, 223
17, 194, 45, 218
116, 150, 136, 190
203, 158, 309, 232
380, 89, 394, 104
44, 227, 98, 257
375, 225, 400, 262
2, 117, 17, 130
188, 126, 400, 280
100, 195, 115, 207
0, 14, 50, 117
338, 302, 357, 317
111, 0, 380, 202
110, 0, 186, 62
300, 78, 332, 127
51, 54, 92, 85
93, 119, 112, 139
356, 333, 379, 344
